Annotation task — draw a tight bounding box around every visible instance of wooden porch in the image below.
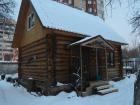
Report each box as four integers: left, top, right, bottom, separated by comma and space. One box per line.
70, 36, 118, 95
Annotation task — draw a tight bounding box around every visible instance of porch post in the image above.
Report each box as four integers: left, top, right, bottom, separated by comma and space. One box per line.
96, 48, 99, 80
105, 47, 108, 80
80, 45, 83, 92
70, 47, 72, 82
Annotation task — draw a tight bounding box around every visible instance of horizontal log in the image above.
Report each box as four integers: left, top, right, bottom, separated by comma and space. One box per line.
22, 71, 47, 76
21, 65, 46, 69
22, 37, 47, 51
21, 49, 47, 58
22, 44, 47, 55
56, 34, 80, 39
22, 75, 46, 81
21, 58, 47, 64
21, 54, 47, 59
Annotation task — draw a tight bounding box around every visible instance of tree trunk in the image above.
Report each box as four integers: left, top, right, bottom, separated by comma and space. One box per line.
134, 71, 140, 105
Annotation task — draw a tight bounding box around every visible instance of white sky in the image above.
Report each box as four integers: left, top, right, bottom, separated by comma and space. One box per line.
13, 0, 139, 47
104, 0, 139, 47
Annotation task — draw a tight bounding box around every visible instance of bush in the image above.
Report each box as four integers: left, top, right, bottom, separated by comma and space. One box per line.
6, 77, 12, 82
1, 74, 6, 80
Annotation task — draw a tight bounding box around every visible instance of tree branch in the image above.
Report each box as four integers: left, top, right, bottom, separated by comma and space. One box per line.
0, 0, 15, 18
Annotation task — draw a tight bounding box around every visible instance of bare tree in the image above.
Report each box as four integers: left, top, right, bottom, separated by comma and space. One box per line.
130, 11, 140, 34
0, 0, 15, 18
105, 0, 140, 35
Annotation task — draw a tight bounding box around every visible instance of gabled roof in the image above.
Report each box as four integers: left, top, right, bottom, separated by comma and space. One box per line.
70, 35, 114, 50
30, 0, 126, 44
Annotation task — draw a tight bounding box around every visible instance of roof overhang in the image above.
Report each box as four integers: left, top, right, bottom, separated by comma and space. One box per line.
70, 35, 114, 50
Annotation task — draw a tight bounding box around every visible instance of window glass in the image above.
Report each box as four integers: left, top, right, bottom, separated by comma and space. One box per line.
88, 8, 92, 12
27, 13, 35, 30
107, 51, 115, 67
68, 0, 72, 4
93, 0, 96, 4
88, 0, 92, 4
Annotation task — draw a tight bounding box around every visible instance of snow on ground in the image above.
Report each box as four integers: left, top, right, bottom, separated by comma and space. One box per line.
5, 73, 18, 78
0, 74, 136, 105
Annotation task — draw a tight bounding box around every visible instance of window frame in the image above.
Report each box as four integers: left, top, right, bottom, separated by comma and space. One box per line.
88, 0, 92, 4
68, 0, 72, 4
107, 51, 115, 68
27, 12, 35, 31
88, 7, 93, 13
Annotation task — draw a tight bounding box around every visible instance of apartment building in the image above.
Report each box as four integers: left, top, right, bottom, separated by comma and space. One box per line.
0, 17, 17, 62
54, 0, 104, 19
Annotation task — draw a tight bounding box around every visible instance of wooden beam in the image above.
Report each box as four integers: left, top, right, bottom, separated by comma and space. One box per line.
51, 33, 57, 85
70, 46, 72, 82
44, 35, 49, 90
18, 48, 22, 79
105, 47, 108, 80
96, 48, 99, 80
81, 36, 114, 50
119, 46, 123, 78
80, 45, 83, 93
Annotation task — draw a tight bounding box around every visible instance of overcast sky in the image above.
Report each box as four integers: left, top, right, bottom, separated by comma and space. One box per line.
13, 0, 139, 47
105, 0, 140, 47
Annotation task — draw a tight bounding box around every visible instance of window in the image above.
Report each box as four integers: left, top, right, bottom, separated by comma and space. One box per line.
100, 0, 103, 4
93, 8, 97, 13
88, 0, 92, 4
27, 13, 35, 30
4, 54, 12, 61
88, 7, 92, 12
107, 52, 115, 67
93, 0, 96, 4
68, 0, 72, 4
59, 0, 64, 3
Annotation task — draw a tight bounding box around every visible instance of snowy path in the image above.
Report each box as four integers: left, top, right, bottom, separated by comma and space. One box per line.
0, 75, 136, 105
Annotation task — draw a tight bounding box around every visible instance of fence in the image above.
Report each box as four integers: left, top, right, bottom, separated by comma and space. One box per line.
123, 58, 140, 73
0, 62, 18, 74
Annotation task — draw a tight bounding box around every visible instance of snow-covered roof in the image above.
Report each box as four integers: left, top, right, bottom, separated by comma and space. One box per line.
70, 35, 114, 50
31, 0, 126, 44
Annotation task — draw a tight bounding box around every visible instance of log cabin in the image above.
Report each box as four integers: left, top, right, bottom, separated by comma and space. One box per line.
12, 0, 127, 95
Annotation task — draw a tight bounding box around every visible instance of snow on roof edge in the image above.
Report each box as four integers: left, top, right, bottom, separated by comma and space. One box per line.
70, 35, 127, 46
31, 0, 127, 44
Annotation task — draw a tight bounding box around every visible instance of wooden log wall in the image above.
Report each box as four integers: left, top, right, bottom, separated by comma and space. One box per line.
98, 49, 107, 80
18, 48, 22, 79
70, 46, 81, 83
107, 43, 123, 80
19, 31, 82, 89
87, 48, 97, 81
18, 31, 123, 90
19, 37, 47, 82
54, 34, 81, 83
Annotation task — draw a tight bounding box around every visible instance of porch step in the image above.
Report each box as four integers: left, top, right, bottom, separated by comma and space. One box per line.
81, 81, 110, 96
95, 85, 113, 91
90, 81, 109, 88
81, 81, 119, 96
81, 90, 92, 97
97, 88, 118, 95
